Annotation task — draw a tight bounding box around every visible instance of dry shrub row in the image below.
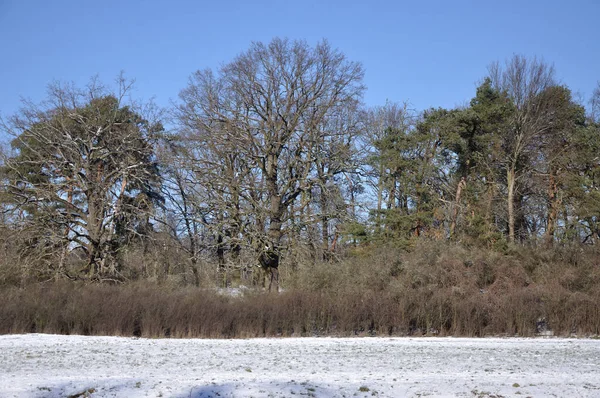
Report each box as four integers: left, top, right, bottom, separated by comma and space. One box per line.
1, 242, 599, 338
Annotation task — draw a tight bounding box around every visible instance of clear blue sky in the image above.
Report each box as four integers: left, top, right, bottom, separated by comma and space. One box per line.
1, 0, 599, 129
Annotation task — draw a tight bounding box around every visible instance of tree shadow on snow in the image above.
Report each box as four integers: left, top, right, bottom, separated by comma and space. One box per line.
176, 381, 343, 398
28, 379, 345, 398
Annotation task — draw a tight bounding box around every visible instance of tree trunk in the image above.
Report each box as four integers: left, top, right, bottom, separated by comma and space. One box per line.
330, 226, 339, 253
86, 198, 102, 276
414, 180, 423, 237
376, 164, 384, 233
507, 167, 516, 244
387, 177, 396, 210
216, 233, 226, 287
177, 173, 200, 286
450, 177, 466, 238
545, 173, 560, 247
320, 186, 329, 261
267, 197, 282, 292
264, 154, 282, 292
58, 179, 74, 274
268, 267, 279, 293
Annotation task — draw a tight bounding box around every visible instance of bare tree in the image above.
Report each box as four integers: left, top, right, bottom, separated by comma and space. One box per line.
489, 55, 556, 243
312, 100, 363, 260
176, 38, 364, 291
156, 139, 206, 285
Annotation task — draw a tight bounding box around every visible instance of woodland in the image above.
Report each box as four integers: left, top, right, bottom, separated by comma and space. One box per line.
1, 38, 599, 338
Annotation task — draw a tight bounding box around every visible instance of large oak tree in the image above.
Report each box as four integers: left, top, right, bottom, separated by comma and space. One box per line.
176, 38, 364, 290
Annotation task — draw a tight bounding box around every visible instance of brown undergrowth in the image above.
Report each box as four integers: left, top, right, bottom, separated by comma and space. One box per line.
1, 242, 599, 338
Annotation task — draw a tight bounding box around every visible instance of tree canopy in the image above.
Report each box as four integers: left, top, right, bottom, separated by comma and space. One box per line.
1, 40, 599, 287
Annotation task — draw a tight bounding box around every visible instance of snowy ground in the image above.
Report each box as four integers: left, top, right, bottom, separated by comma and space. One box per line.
1, 334, 599, 397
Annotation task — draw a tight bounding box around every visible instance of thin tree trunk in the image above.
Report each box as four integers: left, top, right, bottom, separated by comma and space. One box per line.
345, 173, 357, 246
320, 186, 329, 261
387, 178, 396, 210
176, 173, 200, 286
450, 177, 466, 238
545, 173, 560, 247
507, 167, 516, 244
216, 233, 226, 287
414, 180, 422, 238
376, 164, 384, 233
267, 197, 282, 292
59, 179, 74, 275
330, 226, 339, 253
484, 181, 495, 228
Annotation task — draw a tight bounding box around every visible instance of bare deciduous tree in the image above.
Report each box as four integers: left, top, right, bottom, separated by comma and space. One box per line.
176, 38, 364, 291
489, 55, 556, 243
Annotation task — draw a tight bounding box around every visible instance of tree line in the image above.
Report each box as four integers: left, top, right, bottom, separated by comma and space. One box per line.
1, 38, 599, 289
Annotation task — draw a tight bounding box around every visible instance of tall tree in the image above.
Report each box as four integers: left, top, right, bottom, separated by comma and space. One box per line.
176, 38, 365, 290
365, 107, 450, 242
532, 86, 587, 245
0, 77, 163, 280
445, 78, 512, 243
489, 55, 556, 243
363, 102, 414, 235
313, 101, 362, 260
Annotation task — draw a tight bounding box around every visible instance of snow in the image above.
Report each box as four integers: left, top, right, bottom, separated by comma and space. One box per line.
1, 334, 599, 397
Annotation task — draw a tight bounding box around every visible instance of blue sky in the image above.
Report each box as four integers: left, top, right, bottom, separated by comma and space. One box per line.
1, 0, 599, 130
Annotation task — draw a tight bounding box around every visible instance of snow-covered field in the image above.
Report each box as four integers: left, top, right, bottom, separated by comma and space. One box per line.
1, 334, 599, 397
